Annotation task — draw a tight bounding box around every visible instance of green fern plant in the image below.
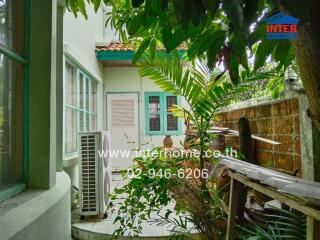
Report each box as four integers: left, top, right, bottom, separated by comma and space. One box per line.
237, 208, 307, 240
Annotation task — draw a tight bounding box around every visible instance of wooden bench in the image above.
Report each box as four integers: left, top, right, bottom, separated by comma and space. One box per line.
226, 171, 320, 240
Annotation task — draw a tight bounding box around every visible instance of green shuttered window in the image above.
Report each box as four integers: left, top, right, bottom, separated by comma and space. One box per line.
144, 92, 182, 135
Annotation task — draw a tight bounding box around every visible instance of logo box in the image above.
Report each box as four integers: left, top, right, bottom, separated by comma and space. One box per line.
263, 12, 300, 40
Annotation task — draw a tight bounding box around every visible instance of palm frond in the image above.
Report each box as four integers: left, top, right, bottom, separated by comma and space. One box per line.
139, 51, 205, 107
140, 51, 249, 121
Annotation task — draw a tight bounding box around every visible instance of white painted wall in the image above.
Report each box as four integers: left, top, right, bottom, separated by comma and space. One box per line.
63, 4, 104, 81
63, 3, 106, 186
104, 67, 187, 149
63, 3, 106, 134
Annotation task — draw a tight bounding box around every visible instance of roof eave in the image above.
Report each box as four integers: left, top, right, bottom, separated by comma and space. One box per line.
96, 50, 187, 61
96, 50, 135, 61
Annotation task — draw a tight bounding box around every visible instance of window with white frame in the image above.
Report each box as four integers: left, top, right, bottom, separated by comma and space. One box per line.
145, 92, 182, 135
64, 61, 98, 156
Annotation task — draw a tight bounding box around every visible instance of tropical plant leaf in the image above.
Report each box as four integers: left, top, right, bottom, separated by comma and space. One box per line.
92, 0, 102, 12
223, 0, 244, 28
128, 13, 145, 35
188, 29, 226, 60
254, 40, 278, 71
133, 37, 152, 64
149, 38, 157, 59
139, 48, 249, 129
249, 22, 266, 46
243, 0, 259, 25
139, 51, 203, 106
229, 53, 240, 84
132, 0, 144, 8
201, 0, 219, 14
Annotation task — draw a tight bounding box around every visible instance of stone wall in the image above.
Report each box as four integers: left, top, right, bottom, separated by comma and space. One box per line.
216, 97, 301, 176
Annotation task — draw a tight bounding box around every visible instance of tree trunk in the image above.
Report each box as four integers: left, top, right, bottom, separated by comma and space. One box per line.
294, 10, 320, 237
294, 14, 320, 180
293, 0, 320, 131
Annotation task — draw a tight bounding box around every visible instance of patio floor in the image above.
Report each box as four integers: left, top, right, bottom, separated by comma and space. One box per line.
72, 173, 195, 240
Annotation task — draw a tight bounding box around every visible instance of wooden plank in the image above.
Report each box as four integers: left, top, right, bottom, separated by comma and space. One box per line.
307, 218, 320, 240
313, 220, 320, 240
208, 127, 280, 145
307, 217, 314, 240
221, 156, 320, 202
227, 129, 281, 145
226, 178, 238, 240
229, 172, 320, 220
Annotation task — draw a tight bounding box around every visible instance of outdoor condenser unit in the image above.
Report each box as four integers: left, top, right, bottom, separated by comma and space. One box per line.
79, 131, 112, 217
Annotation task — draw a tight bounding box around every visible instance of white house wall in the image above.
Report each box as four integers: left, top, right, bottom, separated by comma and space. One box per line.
62, 3, 105, 187
63, 3, 105, 132
104, 67, 187, 149
63, 4, 187, 175
63, 5, 104, 81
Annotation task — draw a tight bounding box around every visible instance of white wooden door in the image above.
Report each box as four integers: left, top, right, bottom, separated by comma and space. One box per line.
107, 93, 139, 170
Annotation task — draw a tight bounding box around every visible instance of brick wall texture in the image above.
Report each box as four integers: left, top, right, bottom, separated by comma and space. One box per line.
216, 98, 301, 176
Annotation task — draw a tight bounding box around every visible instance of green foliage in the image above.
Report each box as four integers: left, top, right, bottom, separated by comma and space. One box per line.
111, 148, 177, 237
151, 214, 197, 239
102, 0, 308, 87
132, 37, 151, 64
238, 208, 307, 240
132, 0, 144, 8
109, 50, 292, 238
265, 72, 284, 99
110, 52, 245, 239
65, 0, 110, 19
65, 0, 310, 100
64, 2, 310, 239
254, 40, 277, 71
139, 51, 249, 128
65, 1, 308, 98
111, 145, 228, 239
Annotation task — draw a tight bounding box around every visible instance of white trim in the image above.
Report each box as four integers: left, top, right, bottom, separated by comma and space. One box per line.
95, 40, 111, 47
63, 60, 99, 162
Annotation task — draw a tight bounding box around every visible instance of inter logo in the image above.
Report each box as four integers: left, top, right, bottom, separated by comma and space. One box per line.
263, 12, 300, 40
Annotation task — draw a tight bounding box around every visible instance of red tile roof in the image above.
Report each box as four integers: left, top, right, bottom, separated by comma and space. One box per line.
96, 42, 188, 52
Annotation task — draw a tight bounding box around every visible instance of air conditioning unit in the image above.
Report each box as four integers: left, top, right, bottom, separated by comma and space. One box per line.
79, 131, 112, 217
